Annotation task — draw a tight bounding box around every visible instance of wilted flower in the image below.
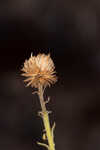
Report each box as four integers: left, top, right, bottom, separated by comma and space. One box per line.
21, 53, 57, 88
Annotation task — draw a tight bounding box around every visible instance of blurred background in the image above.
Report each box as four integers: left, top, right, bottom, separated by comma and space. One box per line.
0, 0, 100, 150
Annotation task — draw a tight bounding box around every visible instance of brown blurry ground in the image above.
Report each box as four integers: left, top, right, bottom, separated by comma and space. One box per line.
0, 0, 100, 150
0, 50, 100, 150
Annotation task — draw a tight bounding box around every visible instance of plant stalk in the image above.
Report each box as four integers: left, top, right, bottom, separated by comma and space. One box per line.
38, 85, 55, 150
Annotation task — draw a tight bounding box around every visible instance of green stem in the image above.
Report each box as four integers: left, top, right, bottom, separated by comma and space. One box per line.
38, 85, 55, 150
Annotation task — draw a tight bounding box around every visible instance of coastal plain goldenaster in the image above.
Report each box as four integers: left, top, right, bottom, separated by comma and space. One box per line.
21, 53, 57, 88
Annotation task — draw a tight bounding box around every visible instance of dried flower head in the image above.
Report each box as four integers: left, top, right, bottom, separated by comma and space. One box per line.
21, 53, 57, 88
